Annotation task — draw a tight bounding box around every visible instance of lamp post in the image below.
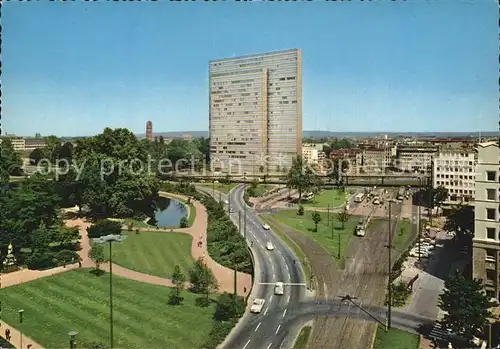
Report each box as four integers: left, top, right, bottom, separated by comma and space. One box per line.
18, 309, 24, 349
68, 331, 78, 349
93, 234, 126, 349
386, 199, 395, 330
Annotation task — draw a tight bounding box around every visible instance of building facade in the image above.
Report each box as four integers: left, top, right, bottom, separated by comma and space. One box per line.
473, 142, 500, 299
209, 49, 302, 174
433, 149, 477, 204
395, 145, 437, 174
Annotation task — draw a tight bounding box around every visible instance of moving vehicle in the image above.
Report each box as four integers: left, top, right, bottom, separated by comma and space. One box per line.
266, 241, 274, 251
250, 298, 266, 313
397, 186, 405, 200
354, 193, 365, 203
303, 192, 314, 201
355, 219, 365, 237
262, 224, 270, 230
274, 282, 284, 295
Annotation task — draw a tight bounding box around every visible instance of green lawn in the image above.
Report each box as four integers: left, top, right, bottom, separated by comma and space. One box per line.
373, 326, 420, 349
293, 325, 312, 349
198, 182, 238, 194
260, 214, 312, 283
394, 218, 413, 250
301, 189, 349, 208
270, 210, 358, 266
104, 230, 194, 277
251, 184, 276, 197
0, 269, 215, 349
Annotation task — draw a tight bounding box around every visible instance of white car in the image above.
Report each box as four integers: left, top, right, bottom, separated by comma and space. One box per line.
356, 228, 365, 237
250, 298, 265, 313
266, 242, 274, 251
262, 224, 270, 230
274, 282, 284, 295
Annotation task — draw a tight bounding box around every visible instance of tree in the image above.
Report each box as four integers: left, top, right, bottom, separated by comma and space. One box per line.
287, 155, 318, 202
87, 219, 122, 239
0, 174, 61, 253
88, 243, 106, 273
189, 258, 218, 306
73, 128, 160, 218
169, 264, 186, 305
439, 270, 492, 340
0, 139, 23, 176
444, 204, 474, 243
58, 142, 74, 164
213, 292, 245, 321
179, 216, 188, 228
28, 148, 46, 165
432, 185, 448, 209
311, 211, 322, 232
44, 135, 62, 164
337, 207, 351, 230
53, 226, 80, 246
297, 204, 304, 216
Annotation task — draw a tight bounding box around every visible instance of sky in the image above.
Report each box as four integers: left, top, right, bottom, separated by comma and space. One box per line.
2, 0, 498, 137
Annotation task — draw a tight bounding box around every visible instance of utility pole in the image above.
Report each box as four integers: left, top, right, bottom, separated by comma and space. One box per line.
418, 205, 421, 261
327, 204, 330, 226
234, 264, 238, 306
331, 214, 334, 241
243, 198, 247, 239
387, 200, 393, 330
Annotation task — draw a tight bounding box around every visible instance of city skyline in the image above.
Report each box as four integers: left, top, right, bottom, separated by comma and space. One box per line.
3, 1, 497, 137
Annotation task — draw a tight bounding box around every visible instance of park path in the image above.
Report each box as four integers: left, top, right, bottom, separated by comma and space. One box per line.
0, 320, 42, 349
1, 192, 252, 348
2, 192, 251, 293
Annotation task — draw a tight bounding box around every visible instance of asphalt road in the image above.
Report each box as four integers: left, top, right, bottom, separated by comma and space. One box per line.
198, 185, 307, 349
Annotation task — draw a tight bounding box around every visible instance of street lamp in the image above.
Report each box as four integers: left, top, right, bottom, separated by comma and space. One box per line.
68, 331, 78, 349
386, 198, 396, 330
93, 234, 126, 349
18, 309, 24, 349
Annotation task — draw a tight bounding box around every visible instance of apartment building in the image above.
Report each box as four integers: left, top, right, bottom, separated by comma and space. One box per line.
433, 149, 476, 204
359, 145, 395, 173
472, 142, 500, 299
209, 49, 302, 174
302, 144, 326, 173
24, 138, 46, 152
395, 145, 437, 174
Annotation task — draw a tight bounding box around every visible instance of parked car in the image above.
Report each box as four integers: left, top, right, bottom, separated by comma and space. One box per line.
250, 299, 266, 313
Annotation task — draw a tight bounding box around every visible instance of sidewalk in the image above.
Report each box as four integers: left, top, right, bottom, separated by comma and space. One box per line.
1, 192, 252, 347
0, 320, 43, 349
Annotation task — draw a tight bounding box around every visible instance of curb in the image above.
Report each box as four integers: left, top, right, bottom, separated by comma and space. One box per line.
207, 185, 260, 349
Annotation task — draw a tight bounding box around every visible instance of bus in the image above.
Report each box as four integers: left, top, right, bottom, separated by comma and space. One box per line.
354, 193, 365, 203
397, 186, 405, 200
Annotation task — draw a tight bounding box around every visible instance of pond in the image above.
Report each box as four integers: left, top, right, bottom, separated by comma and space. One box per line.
149, 196, 187, 228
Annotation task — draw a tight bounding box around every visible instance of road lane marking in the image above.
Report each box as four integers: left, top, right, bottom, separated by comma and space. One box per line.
243, 340, 251, 349
273, 273, 276, 278
269, 295, 273, 302
266, 344, 272, 349
255, 322, 261, 332
282, 309, 287, 317
264, 307, 269, 315
275, 325, 281, 334
286, 296, 290, 303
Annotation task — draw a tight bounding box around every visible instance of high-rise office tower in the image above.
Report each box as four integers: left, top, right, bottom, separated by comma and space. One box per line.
146, 121, 153, 141
209, 49, 302, 175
